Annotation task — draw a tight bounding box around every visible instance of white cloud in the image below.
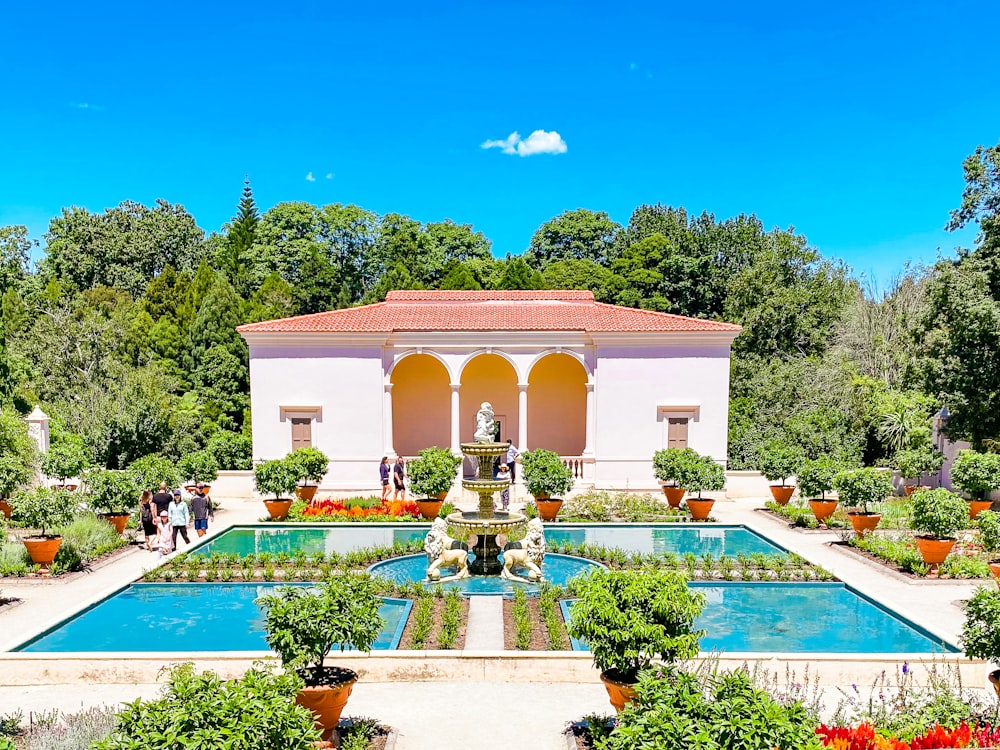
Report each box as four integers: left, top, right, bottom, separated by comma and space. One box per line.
481, 129, 567, 157
70, 102, 104, 111
305, 172, 316, 182
325, 172, 334, 180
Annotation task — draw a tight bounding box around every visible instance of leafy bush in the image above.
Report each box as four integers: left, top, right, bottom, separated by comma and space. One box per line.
757, 441, 805, 485
951, 449, 1000, 500
41, 439, 91, 484
177, 449, 219, 484
651, 447, 699, 487
598, 667, 823, 750
911, 488, 969, 539
556, 491, 615, 522
125, 454, 181, 492
406, 446, 461, 497
286, 447, 330, 485
58, 513, 127, 559
833, 467, 893, 513
566, 568, 704, 683
94, 663, 319, 750
0, 454, 32, 501
963, 586, 1000, 666
83, 469, 137, 515
797, 456, 844, 500
894, 446, 945, 484
206, 430, 252, 470
254, 458, 299, 500
10, 487, 77, 537
978, 510, 1000, 556
0, 537, 30, 576
678, 453, 725, 499
521, 449, 574, 498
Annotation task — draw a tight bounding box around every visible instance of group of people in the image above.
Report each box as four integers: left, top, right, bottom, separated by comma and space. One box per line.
380, 456, 407, 502
138, 482, 214, 558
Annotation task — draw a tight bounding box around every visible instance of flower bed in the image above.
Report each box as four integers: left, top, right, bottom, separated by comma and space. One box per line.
846, 533, 991, 579
284, 497, 422, 522
817, 721, 1000, 749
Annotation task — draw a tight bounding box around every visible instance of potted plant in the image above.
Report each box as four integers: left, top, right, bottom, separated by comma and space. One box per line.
521, 449, 574, 521
652, 447, 698, 508
0, 454, 32, 520
10, 486, 77, 571
798, 456, 842, 526
125, 454, 182, 495
407, 446, 461, 518
961, 586, 1000, 696
84, 468, 138, 534
257, 573, 384, 739
893, 446, 945, 497
286, 447, 330, 503
976, 510, 1000, 581
679, 452, 725, 521
566, 568, 705, 712
833, 467, 892, 536
41, 439, 91, 491
0, 411, 37, 519
910, 488, 969, 571
950, 449, 1000, 519
757, 441, 804, 505
255, 458, 300, 520
177, 449, 219, 495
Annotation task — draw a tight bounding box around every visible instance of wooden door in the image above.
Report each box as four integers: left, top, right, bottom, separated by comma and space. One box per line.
291, 418, 312, 449
667, 417, 689, 449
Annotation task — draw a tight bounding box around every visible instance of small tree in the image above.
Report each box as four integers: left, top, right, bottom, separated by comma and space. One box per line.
254, 458, 299, 500
0, 453, 32, 500
893, 446, 945, 487
962, 587, 1000, 670
126, 454, 181, 492
286, 447, 329, 487
833, 468, 893, 514
521, 449, 574, 498
976, 510, 1000, 561
797, 456, 843, 500
84, 468, 139, 515
206, 430, 252, 470
757, 441, 805, 487
42, 439, 92, 485
678, 453, 725, 500
951, 449, 1000, 501
177, 449, 219, 485
652, 447, 699, 487
911, 488, 968, 540
407, 446, 461, 498
11, 486, 76, 537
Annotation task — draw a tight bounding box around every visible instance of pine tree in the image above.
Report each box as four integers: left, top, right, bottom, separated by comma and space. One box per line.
225, 177, 258, 297
439, 261, 482, 290
186, 273, 246, 372
496, 258, 544, 290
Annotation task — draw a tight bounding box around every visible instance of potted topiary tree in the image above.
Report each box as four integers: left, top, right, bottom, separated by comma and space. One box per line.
10, 486, 77, 571
178, 449, 219, 496
521, 448, 574, 521
566, 568, 705, 712
834, 467, 893, 536
950, 449, 1000, 519
910, 488, 969, 573
286, 447, 330, 503
652, 447, 699, 508
798, 456, 843, 527
0, 454, 32, 521
255, 458, 300, 520
976, 510, 1000, 581
961, 586, 1000, 696
42, 439, 91, 491
257, 573, 384, 740
679, 453, 725, 521
757, 441, 804, 506
893, 446, 945, 497
84, 468, 139, 534
126, 454, 182, 495
406, 446, 461, 519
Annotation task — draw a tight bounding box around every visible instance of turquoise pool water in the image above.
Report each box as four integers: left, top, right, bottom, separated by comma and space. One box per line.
561, 582, 958, 653
192, 524, 429, 557
16, 584, 411, 653
367, 553, 604, 595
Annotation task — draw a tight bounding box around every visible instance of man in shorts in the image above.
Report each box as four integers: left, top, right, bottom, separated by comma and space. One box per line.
190, 482, 214, 537
393, 456, 406, 501
380, 457, 391, 502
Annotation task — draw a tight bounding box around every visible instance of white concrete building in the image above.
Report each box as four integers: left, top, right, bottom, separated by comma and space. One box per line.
237, 290, 741, 493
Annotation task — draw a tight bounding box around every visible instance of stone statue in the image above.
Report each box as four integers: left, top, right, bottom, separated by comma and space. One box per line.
424, 518, 470, 582
474, 402, 496, 443
500, 518, 546, 583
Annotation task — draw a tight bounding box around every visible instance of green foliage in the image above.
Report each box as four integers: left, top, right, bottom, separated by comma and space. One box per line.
893, 446, 945, 482
177, 449, 219, 484
84, 469, 139, 514
406, 446, 460, 497
58, 513, 128, 560
527, 208, 621, 269
756, 440, 805, 484
797, 456, 844, 500
94, 663, 320, 750
0, 409, 37, 491
125, 453, 181, 492
977, 509, 1000, 555
254, 458, 299, 500
651, 447, 698, 486
285, 446, 329, 485
205, 430, 252, 470
566, 568, 705, 682
496, 257, 544, 290
521, 449, 574, 497
16, 705, 117, 750
41, 438, 91, 482
833, 467, 893, 513
257, 574, 384, 679
0, 454, 32, 499
962, 586, 1000, 665
597, 667, 823, 750
950, 449, 1000, 499
10, 487, 76, 537
677, 453, 725, 499
910, 488, 969, 539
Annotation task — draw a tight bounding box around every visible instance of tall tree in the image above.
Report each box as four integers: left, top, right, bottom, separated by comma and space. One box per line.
0, 225, 33, 293
223, 177, 259, 297
186, 273, 247, 370
439, 261, 482, 290
496, 258, 544, 290
527, 209, 621, 269
542, 259, 615, 301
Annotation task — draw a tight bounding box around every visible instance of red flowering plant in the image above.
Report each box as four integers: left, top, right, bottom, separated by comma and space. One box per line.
817, 721, 996, 749
287, 496, 421, 522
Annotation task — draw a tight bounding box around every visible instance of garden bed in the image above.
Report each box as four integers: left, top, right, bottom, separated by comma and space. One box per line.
840, 534, 991, 579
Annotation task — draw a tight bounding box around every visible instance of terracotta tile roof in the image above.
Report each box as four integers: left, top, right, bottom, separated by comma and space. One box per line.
237, 290, 742, 334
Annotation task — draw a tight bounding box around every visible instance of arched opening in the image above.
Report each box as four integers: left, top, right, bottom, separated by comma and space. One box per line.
527, 353, 587, 455
460, 354, 518, 445
391, 354, 450, 456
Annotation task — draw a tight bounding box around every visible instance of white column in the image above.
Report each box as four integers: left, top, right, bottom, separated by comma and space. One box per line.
450, 384, 461, 452
517, 383, 528, 451
383, 384, 394, 456
583, 382, 595, 456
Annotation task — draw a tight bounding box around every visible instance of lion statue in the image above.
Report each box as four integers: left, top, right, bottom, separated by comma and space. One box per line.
424, 518, 470, 582
500, 518, 546, 582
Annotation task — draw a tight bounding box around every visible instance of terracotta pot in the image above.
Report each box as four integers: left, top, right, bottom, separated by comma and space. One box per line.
185, 485, 212, 495
991, 669, 1000, 698
295, 485, 319, 502
100, 512, 131, 535
969, 500, 993, 519
535, 498, 563, 521
903, 485, 933, 497
600, 670, 638, 713
914, 535, 956, 565
769, 486, 796, 505
296, 672, 358, 740
22, 536, 62, 567
51, 484, 78, 492
416, 498, 444, 519
0, 499, 10, 520
809, 499, 838, 524
848, 512, 881, 536
686, 498, 715, 521
661, 486, 685, 508
990, 562, 1000, 584
263, 499, 293, 520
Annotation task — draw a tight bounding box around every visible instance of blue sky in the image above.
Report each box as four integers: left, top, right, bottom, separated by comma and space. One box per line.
1, 0, 996, 285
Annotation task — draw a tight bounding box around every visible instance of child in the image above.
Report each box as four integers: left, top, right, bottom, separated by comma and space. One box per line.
497, 463, 511, 511
154, 510, 174, 559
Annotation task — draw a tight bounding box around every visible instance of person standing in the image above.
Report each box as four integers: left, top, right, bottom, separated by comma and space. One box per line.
393, 456, 406, 501
190, 482, 214, 537
152, 482, 173, 517
168, 490, 191, 548
496, 463, 511, 511
139, 489, 156, 551
380, 457, 391, 502
505, 440, 521, 482
154, 510, 174, 559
